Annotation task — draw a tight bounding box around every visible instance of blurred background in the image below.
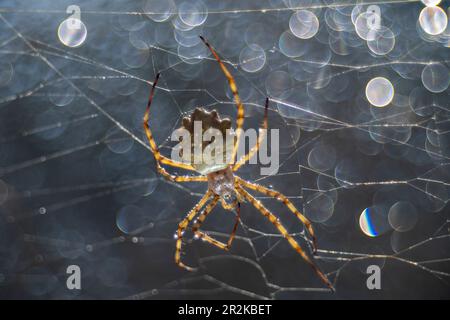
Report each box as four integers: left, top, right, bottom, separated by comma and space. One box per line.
0, 0, 449, 299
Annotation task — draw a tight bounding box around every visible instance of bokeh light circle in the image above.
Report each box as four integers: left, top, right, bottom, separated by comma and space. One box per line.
48, 81, 76, 107
178, 41, 210, 64
304, 193, 335, 223
354, 12, 381, 41
351, 5, 364, 25
289, 10, 319, 39
421, 63, 450, 93
359, 206, 391, 237
174, 27, 202, 47
116, 205, 146, 234
129, 22, 156, 49
421, 0, 441, 6
419, 6, 448, 35
359, 207, 378, 237
278, 30, 308, 58
122, 48, 149, 68
388, 201, 418, 232
105, 128, 134, 154
239, 44, 266, 73
265, 71, 293, 99
57, 18, 87, 48
307, 143, 336, 171
143, 0, 176, 22
367, 26, 395, 55
178, 1, 208, 27
365, 77, 394, 107
409, 87, 434, 116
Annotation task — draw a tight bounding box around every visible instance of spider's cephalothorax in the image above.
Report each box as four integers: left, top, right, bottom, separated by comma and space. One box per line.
207, 166, 235, 200
142, 36, 335, 291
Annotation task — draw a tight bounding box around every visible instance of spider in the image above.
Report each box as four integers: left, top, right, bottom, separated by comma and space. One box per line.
143, 36, 334, 291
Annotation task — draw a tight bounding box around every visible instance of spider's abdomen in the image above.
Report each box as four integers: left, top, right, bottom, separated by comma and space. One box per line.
179, 107, 235, 175
207, 166, 235, 197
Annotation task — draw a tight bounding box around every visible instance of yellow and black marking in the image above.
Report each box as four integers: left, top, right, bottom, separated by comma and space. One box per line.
143, 72, 197, 172
236, 185, 334, 291
236, 176, 318, 253
174, 190, 212, 271
192, 199, 240, 251
156, 165, 207, 183
233, 97, 269, 172
200, 36, 245, 165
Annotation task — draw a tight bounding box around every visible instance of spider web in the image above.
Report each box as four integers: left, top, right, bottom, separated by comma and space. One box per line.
0, 0, 449, 299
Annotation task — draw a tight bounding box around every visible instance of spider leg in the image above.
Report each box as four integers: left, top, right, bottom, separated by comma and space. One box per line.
236, 185, 334, 291
143, 72, 196, 172
175, 190, 212, 271
157, 168, 207, 183
193, 200, 240, 251
220, 197, 239, 211
236, 176, 318, 253
233, 98, 269, 172
199, 36, 244, 166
